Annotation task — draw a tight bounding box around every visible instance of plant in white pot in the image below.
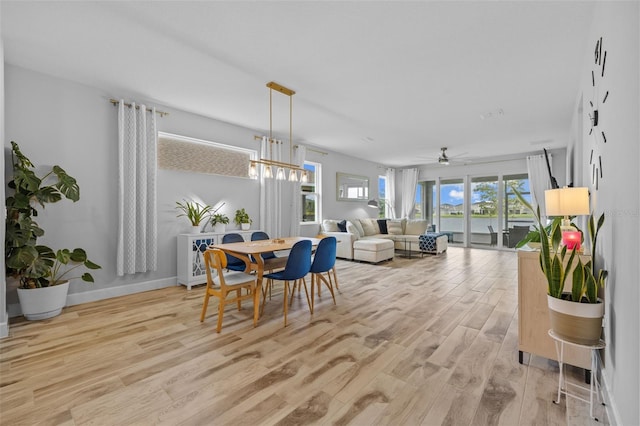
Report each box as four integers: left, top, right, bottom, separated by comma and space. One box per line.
210, 213, 229, 234
234, 208, 252, 230
175, 200, 213, 233
515, 189, 607, 345
5, 141, 101, 320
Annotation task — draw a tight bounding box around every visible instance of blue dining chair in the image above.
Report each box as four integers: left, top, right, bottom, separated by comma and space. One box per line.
251, 231, 287, 300
221, 233, 247, 272
262, 239, 312, 326
309, 236, 338, 314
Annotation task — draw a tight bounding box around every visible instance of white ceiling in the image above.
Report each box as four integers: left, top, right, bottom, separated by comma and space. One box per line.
1, 1, 595, 167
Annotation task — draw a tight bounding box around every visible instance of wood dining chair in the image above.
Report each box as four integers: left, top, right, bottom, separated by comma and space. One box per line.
200, 248, 255, 333
262, 240, 312, 326
309, 236, 338, 314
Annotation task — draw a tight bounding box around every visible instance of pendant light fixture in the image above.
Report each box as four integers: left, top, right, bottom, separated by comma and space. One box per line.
248, 82, 307, 181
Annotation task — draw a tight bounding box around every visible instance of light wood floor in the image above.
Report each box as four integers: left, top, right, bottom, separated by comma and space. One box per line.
1, 247, 608, 425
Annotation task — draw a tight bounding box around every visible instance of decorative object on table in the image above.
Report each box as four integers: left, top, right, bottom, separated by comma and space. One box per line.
233, 208, 252, 230
248, 82, 308, 183
5, 141, 101, 320
210, 213, 230, 234
175, 199, 214, 233
515, 189, 607, 346
587, 36, 609, 191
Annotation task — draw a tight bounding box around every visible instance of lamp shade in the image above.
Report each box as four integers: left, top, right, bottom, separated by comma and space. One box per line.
544, 187, 590, 217
367, 199, 379, 208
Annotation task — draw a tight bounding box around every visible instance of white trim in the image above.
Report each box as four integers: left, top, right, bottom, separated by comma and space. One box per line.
7, 277, 178, 318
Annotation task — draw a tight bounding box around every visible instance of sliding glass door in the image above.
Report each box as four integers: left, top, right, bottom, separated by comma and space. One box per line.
503, 174, 533, 248
439, 179, 464, 244
470, 176, 499, 247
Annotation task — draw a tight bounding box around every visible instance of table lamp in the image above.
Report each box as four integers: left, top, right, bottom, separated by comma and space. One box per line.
544, 187, 589, 250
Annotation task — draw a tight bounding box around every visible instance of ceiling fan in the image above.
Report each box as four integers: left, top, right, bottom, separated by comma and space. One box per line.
416, 147, 473, 165
438, 147, 451, 165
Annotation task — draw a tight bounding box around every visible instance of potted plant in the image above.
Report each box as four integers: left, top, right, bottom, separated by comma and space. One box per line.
234, 208, 252, 230
514, 189, 607, 345
175, 200, 213, 233
5, 141, 101, 320
210, 213, 229, 234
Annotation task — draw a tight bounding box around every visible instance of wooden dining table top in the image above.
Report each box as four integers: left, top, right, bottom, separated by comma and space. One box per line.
211, 236, 322, 255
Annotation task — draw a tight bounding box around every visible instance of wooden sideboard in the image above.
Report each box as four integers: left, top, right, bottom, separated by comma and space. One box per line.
177, 230, 255, 290
517, 249, 591, 369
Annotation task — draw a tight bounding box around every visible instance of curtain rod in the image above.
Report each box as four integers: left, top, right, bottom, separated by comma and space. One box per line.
109, 99, 169, 117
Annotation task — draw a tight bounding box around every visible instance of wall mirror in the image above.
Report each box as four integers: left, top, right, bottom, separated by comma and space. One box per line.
336, 172, 369, 201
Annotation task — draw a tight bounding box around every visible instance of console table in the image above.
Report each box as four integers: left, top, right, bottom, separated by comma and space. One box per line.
177, 230, 255, 290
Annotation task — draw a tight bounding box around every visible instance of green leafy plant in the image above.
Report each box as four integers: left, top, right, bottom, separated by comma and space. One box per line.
5, 141, 101, 288
210, 213, 230, 225
233, 208, 252, 225
175, 200, 213, 226
514, 189, 606, 303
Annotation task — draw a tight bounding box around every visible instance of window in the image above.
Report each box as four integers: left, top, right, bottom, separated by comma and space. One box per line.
470, 176, 498, 246
377, 175, 387, 218
439, 178, 464, 243
301, 161, 321, 223
414, 183, 423, 219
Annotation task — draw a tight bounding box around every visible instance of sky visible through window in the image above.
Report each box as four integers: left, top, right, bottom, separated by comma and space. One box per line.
439, 180, 531, 205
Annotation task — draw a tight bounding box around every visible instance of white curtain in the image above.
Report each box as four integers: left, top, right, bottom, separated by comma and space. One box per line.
259, 136, 283, 237
288, 145, 306, 237
527, 154, 552, 221
385, 167, 396, 219
400, 168, 418, 218
117, 100, 158, 276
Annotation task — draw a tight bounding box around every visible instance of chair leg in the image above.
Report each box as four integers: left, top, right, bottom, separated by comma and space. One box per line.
319, 273, 336, 305
301, 277, 312, 314
260, 279, 270, 316
310, 274, 316, 314
283, 281, 289, 327
236, 289, 242, 310
216, 297, 225, 333
200, 291, 210, 322
332, 266, 339, 290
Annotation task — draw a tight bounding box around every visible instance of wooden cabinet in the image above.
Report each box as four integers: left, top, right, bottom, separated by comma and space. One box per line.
177, 231, 255, 290
517, 250, 591, 369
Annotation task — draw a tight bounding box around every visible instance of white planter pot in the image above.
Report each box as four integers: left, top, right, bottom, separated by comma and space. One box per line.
547, 294, 604, 345
191, 225, 201, 234
17, 281, 70, 320
213, 223, 226, 234
241, 223, 250, 231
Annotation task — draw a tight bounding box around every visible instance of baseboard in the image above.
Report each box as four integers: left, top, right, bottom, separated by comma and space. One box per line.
600, 365, 622, 426
7, 277, 178, 318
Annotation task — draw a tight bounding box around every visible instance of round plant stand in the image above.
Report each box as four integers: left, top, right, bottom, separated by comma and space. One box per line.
548, 329, 606, 421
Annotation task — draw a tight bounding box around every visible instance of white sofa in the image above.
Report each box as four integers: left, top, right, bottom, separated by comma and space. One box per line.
321, 218, 447, 261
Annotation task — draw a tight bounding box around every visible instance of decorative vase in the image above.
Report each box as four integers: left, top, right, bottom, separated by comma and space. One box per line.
17, 280, 70, 320
241, 223, 250, 231
213, 223, 226, 234
547, 294, 604, 345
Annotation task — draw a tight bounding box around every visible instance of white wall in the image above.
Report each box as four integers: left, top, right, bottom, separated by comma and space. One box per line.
4, 64, 381, 316
573, 3, 639, 425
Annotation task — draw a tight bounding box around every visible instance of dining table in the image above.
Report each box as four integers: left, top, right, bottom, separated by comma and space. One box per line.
211, 236, 322, 326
